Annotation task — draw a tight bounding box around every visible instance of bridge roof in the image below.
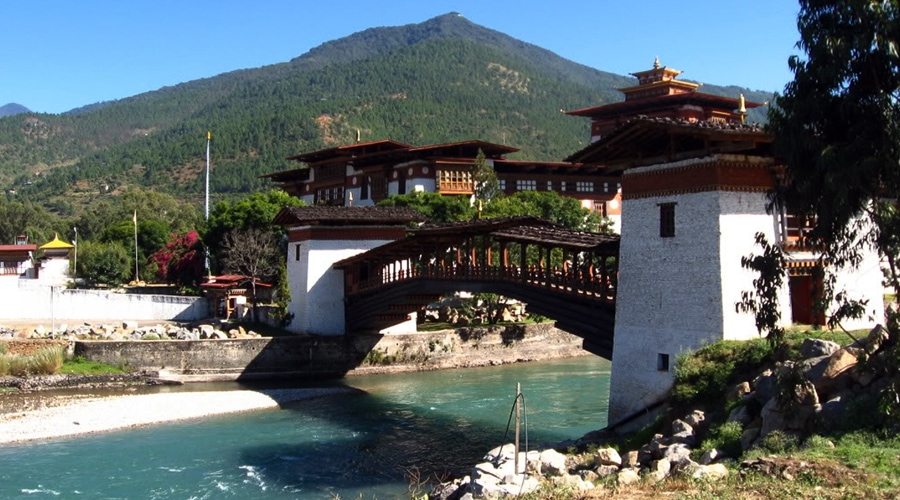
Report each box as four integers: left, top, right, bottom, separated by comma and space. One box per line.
334, 216, 619, 267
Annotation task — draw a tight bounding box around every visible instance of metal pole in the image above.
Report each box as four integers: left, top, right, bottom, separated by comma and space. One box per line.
72, 227, 77, 281
514, 382, 521, 474
205, 131, 211, 276
133, 211, 139, 283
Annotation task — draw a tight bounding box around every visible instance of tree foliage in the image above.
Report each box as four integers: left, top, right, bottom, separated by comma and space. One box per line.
77, 240, 131, 287
472, 148, 500, 205
377, 191, 474, 223
768, 0, 900, 280
204, 189, 303, 272
484, 191, 606, 232
766, 0, 900, 426
150, 231, 205, 289
220, 227, 281, 322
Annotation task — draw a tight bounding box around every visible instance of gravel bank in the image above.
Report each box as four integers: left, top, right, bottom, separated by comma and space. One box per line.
0, 387, 357, 444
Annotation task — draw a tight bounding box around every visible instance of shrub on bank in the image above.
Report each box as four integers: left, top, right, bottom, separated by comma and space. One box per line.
0, 346, 65, 376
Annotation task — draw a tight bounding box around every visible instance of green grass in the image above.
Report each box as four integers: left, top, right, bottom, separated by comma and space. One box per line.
59, 355, 126, 375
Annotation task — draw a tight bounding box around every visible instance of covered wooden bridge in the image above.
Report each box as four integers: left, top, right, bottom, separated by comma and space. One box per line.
333, 217, 620, 358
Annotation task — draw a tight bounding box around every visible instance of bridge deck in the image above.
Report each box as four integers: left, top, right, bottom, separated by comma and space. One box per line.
334, 216, 620, 358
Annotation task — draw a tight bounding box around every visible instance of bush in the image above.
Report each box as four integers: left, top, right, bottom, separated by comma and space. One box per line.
701, 421, 744, 458
673, 338, 772, 405
28, 347, 65, 374
759, 430, 799, 454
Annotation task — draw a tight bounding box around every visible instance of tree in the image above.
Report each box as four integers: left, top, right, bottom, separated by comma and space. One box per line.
377, 191, 473, 223
150, 231, 205, 289
472, 148, 500, 205
484, 191, 607, 232
77, 240, 131, 287
766, 0, 900, 425
205, 190, 304, 267
768, 0, 900, 287
220, 227, 281, 322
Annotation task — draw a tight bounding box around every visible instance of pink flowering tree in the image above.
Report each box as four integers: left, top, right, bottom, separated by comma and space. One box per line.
150, 231, 206, 289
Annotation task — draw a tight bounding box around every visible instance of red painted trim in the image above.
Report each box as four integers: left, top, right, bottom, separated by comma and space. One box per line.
622, 161, 776, 200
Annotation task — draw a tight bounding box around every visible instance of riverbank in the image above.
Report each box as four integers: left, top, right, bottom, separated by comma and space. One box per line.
0, 387, 358, 444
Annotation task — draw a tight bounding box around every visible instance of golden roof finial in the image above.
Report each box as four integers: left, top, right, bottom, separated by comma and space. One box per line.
653, 56, 660, 69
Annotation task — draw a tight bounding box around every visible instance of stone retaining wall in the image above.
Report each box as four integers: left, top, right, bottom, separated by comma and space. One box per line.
73, 323, 589, 378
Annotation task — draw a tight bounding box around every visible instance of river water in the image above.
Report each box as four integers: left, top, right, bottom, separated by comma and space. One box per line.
0, 356, 610, 499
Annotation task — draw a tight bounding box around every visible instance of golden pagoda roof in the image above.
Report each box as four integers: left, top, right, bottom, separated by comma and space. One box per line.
40, 234, 75, 250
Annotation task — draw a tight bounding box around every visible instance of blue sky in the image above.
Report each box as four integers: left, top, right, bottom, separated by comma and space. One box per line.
3, 1, 800, 114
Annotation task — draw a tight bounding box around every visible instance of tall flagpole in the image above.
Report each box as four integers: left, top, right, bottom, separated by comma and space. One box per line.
205, 131, 211, 276
133, 210, 139, 283
205, 131, 211, 220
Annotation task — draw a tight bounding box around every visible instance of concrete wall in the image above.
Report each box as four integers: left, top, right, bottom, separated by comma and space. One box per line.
73, 323, 590, 376
0, 282, 208, 322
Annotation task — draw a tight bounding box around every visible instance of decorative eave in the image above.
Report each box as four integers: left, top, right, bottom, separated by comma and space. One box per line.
285, 139, 411, 163
565, 116, 772, 169
565, 92, 761, 119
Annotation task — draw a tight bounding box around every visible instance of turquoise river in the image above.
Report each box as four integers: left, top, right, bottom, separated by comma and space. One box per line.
0, 356, 611, 499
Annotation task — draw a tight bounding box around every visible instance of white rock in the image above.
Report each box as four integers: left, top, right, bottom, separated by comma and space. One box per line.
539, 448, 568, 476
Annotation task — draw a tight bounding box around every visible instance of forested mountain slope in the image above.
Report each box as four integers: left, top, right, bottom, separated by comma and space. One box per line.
0, 13, 773, 215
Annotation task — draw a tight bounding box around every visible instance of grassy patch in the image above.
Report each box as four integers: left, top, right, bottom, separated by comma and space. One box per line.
672, 337, 772, 405
59, 356, 126, 375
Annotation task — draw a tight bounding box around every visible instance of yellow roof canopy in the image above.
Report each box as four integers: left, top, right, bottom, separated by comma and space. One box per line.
40, 233, 75, 250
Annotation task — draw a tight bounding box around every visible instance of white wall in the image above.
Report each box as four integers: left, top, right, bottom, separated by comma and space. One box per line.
608, 158, 790, 424
287, 238, 396, 335
0, 280, 207, 322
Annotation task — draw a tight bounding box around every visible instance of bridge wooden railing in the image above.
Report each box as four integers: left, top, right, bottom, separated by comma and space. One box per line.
347, 262, 616, 304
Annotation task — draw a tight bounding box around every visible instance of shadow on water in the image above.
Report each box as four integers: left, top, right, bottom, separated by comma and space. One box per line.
233, 358, 611, 496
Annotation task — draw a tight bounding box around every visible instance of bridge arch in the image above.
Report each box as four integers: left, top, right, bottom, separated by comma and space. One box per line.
334, 217, 619, 358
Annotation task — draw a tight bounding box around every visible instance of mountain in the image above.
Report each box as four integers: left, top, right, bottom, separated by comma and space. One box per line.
0, 103, 30, 118
0, 13, 773, 214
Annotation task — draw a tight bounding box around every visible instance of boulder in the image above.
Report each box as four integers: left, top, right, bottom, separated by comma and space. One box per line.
539, 448, 568, 476
671, 419, 693, 435
727, 404, 753, 427
198, 324, 215, 339
752, 370, 776, 404
700, 448, 723, 465
646, 458, 671, 483
621, 450, 640, 468
727, 382, 751, 403
594, 465, 618, 477
811, 348, 858, 398
616, 468, 640, 486
682, 409, 706, 428
662, 443, 693, 470
122, 320, 138, 331
593, 447, 622, 467
800, 338, 840, 358
682, 462, 729, 481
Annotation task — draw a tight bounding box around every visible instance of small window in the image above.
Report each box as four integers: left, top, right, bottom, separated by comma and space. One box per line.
516, 179, 537, 191
576, 181, 594, 193
659, 203, 676, 238
295, 244, 301, 261
657, 353, 670, 372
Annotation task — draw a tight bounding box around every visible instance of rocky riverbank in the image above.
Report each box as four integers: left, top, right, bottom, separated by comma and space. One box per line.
429, 327, 893, 498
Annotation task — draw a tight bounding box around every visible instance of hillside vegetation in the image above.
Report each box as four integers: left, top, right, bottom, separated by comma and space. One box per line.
0, 13, 773, 217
